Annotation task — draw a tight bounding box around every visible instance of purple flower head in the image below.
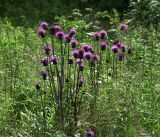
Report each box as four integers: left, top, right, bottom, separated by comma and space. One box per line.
100, 41, 108, 51
41, 57, 48, 66
93, 32, 100, 41
56, 31, 65, 39
72, 50, 79, 58
83, 52, 92, 60
40, 21, 48, 30
79, 48, 84, 59
86, 129, 95, 137
79, 63, 84, 71
120, 22, 128, 31
37, 28, 46, 38
50, 25, 61, 35
121, 45, 126, 52
69, 28, 77, 36
92, 54, 100, 61
44, 45, 52, 55
78, 77, 84, 87
127, 46, 132, 54
41, 71, 48, 80
117, 53, 125, 61
64, 34, 71, 43
116, 42, 122, 49
88, 46, 94, 53
111, 45, 118, 53
82, 44, 91, 52
35, 82, 40, 90
100, 30, 107, 39
69, 39, 78, 48
68, 58, 73, 64
50, 55, 58, 65
76, 58, 84, 65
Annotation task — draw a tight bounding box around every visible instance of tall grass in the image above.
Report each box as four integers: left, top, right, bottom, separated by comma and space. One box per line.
0, 18, 159, 137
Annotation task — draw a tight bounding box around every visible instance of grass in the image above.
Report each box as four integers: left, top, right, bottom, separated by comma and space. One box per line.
0, 18, 160, 137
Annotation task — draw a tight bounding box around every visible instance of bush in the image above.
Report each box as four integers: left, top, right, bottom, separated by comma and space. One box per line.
128, 0, 160, 28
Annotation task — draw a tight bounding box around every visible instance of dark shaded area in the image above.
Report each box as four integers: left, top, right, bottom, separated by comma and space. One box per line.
0, 0, 129, 26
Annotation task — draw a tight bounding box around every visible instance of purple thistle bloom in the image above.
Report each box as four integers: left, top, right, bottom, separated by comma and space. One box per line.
35, 82, 40, 90
41, 57, 48, 66
111, 45, 118, 53
40, 21, 48, 30
117, 53, 125, 61
41, 71, 48, 80
69, 28, 77, 36
69, 39, 78, 48
83, 52, 92, 60
116, 42, 122, 49
127, 47, 132, 54
79, 48, 84, 59
86, 129, 95, 137
44, 45, 52, 55
100, 41, 108, 51
79, 63, 84, 71
78, 77, 84, 87
50, 55, 58, 65
93, 32, 100, 41
88, 46, 94, 53
92, 54, 100, 61
50, 25, 61, 35
82, 44, 91, 52
72, 50, 79, 58
68, 58, 73, 64
100, 30, 107, 39
120, 22, 128, 31
64, 34, 71, 43
56, 31, 65, 39
76, 58, 84, 65
37, 28, 46, 38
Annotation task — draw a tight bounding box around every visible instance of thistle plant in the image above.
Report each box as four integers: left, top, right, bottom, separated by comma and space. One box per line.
35, 21, 132, 136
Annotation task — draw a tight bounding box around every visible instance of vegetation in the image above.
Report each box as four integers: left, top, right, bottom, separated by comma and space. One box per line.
0, 0, 160, 137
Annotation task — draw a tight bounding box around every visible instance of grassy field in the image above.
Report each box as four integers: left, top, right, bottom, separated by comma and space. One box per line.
0, 18, 160, 137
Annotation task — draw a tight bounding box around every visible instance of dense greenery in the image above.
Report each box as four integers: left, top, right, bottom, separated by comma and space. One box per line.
0, 0, 129, 26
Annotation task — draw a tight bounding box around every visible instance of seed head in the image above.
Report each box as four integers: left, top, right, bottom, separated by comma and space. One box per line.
41, 71, 48, 80
35, 82, 40, 90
